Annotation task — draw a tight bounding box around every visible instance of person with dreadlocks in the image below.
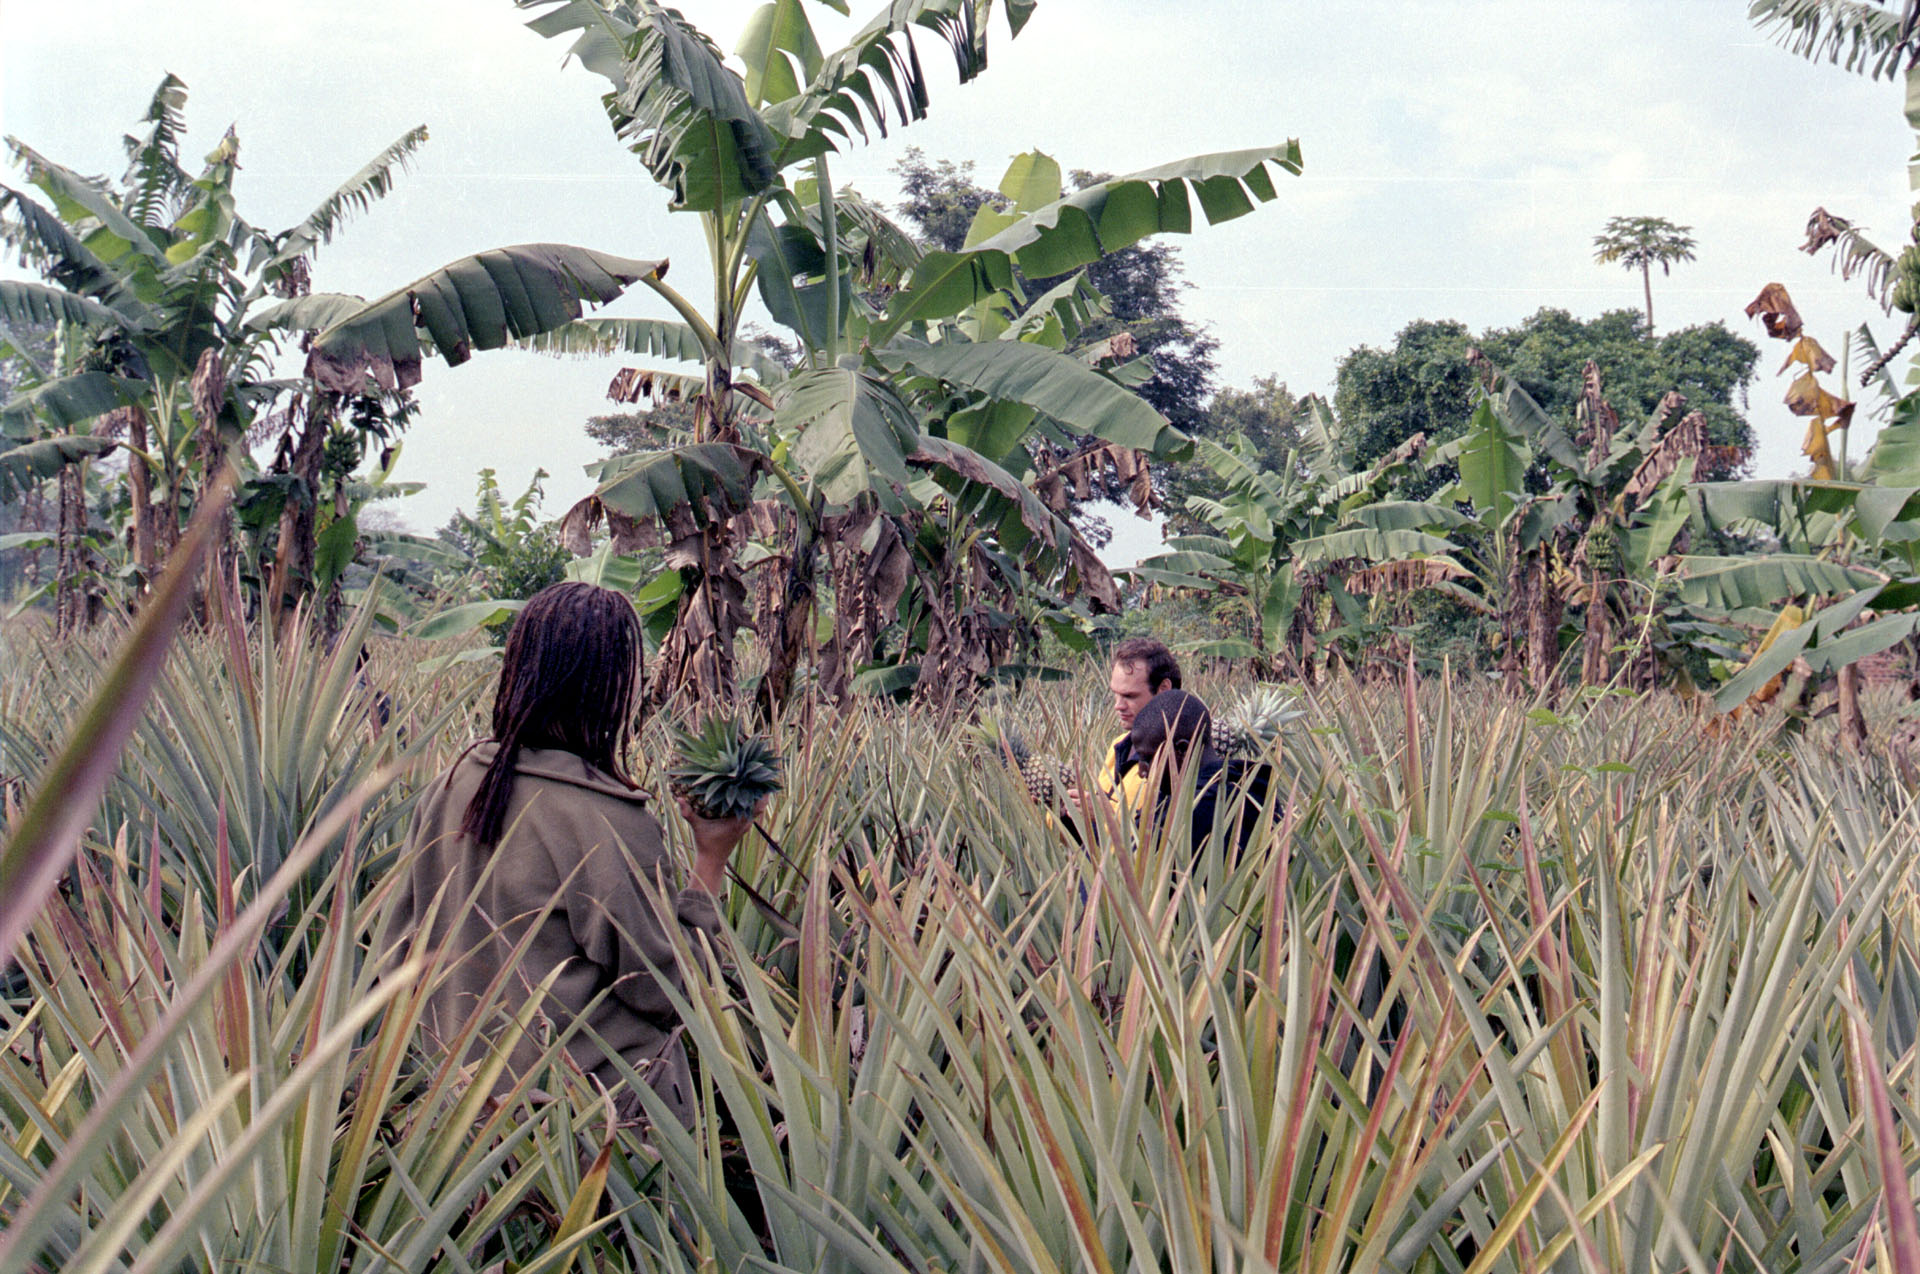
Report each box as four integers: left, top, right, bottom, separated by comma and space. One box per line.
396, 581, 759, 1128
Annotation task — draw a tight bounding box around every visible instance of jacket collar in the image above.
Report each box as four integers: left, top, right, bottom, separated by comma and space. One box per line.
461, 740, 650, 804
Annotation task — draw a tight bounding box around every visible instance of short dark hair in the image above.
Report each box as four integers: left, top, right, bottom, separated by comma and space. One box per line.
462, 582, 643, 846
1112, 637, 1181, 691
1129, 689, 1213, 768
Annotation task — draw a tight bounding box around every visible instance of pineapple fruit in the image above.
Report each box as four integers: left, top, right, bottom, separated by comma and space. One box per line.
981, 722, 1074, 807
665, 716, 783, 820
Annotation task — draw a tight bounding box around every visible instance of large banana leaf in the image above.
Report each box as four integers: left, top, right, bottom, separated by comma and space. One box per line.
962, 144, 1303, 279
245, 292, 371, 335
519, 316, 789, 382
745, 210, 853, 352
1347, 500, 1476, 534
880, 248, 1019, 333
8, 141, 171, 272
524, 0, 779, 210
1692, 479, 1862, 532
908, 432, 1066, 552
1864, 399, 1920, 483
0, 187, 140, 314
737, 0, 824, 108
1444, 398, 1529, 525
585, 442, 764, 523
759, 0, 1038, 163
1852, 485, 1920, 543
1290, 526, 1458, 565
0, 374, 141, 438
1623, 456, 1696, 570
1675, 553, 1884, 611
0, 281, 128, 333
875, 339, 1186, 456
256, 125, 430, 273
0, 434, 117, 498
305, 245, 663, 392
1712, 585, 1894, 709
776, 366, 919, 505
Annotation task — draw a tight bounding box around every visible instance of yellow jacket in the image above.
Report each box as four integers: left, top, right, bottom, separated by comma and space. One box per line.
1096, 732, 1151, 817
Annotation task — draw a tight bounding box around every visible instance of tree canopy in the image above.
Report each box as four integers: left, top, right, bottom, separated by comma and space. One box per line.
892, 148, 1219, 434
1333, 308, 1758, 496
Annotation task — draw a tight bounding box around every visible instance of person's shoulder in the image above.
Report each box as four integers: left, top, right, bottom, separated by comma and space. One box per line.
510, 747, 651, 806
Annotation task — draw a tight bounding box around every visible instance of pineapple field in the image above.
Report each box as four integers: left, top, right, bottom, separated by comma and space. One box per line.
4, 610, 1920, 1273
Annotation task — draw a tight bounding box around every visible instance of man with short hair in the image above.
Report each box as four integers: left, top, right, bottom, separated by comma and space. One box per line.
1065, 637, 1182, 818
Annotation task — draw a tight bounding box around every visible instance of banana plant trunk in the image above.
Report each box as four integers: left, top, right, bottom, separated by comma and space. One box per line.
269, 392, 333, 627
54, 462, 93, 635
125, 406, 157, 590
754, 497, 823, 722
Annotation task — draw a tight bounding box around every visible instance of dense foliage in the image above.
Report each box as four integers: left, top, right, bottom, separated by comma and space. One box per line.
5, 619, 1920, 1271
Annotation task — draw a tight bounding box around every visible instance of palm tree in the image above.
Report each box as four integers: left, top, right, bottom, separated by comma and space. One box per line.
1592, 215, 1697, 334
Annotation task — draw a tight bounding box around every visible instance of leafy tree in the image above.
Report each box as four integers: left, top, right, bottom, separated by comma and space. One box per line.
1333, 308, 1758, 495
0, 74, 432, 627
1592, 214, 1697, 333
893, 148, 1220, 433
478, 0, 1301, 713
1160, 375, 1309, 530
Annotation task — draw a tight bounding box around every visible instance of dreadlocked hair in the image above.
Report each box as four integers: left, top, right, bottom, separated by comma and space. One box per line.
462, 581, 644, 848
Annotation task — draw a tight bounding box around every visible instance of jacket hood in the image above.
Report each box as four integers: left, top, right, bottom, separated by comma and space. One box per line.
459, 741, 650, 804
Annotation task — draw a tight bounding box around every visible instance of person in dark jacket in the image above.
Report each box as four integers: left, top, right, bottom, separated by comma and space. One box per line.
1128, 689, 1273, 856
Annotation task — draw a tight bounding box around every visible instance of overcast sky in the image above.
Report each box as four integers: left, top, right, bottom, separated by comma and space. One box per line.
2, 1, 1912, 563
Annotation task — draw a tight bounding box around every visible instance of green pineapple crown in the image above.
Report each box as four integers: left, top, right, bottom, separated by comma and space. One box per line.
665, 716, 783, 821
1212, 685, 1304, 758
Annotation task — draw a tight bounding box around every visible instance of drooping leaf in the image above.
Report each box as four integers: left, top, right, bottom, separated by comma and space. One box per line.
1676, 553, 1883, 611
1347, 500, 1476, 535
586, 442, 764, 524
875, 339, 1186, 456
0, 373, 141, 438
518, 316, 789, 384
777, 365, 920, 505
306, 244, 663, 392
245, 292, 370, 335
8, 140, 171, 271
0, 280, 130, 332
412, 598, 526, 641
1851, 485, 1920, 543
0, 433, 118, 498
1290, 526, 1459, 565
964, 144, 1303, 279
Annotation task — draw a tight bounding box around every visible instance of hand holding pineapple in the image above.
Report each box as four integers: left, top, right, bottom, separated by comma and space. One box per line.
666, 717, 784, 894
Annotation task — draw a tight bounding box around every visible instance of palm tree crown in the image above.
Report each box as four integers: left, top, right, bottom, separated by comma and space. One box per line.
1593, 214, 1697, 333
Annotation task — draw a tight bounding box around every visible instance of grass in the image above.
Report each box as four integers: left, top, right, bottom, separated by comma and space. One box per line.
3, 613, 1920, 1272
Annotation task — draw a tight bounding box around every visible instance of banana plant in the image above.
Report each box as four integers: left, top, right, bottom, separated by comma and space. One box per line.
1126, 397, 1457, 676
1, 76, 438, 621
1369, 350, 1724, 695
469, 0, 1306, 710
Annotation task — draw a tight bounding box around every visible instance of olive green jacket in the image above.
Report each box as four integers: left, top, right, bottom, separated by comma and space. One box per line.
396, 743, 719, 1126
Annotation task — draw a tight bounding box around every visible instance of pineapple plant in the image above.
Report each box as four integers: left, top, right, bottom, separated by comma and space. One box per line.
665, 716, 784, 820
1211, 684, 1304, 759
